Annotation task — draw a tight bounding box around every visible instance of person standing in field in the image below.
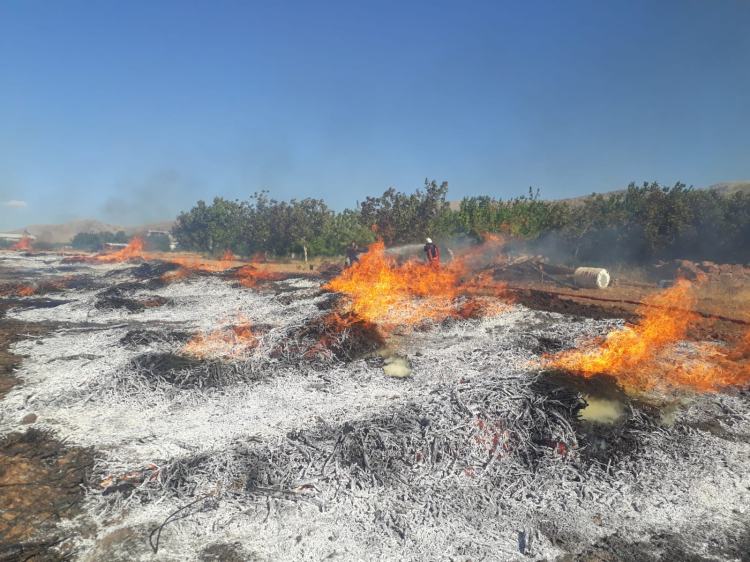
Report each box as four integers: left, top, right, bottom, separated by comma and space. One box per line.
346, 242, 364, 267
423, 238, 440, 269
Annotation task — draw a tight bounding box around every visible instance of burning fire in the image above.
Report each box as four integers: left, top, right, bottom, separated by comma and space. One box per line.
326, 240, 507, 329
64, 237, 147, 263
95, 237, 145, 263
9, 236, 34, 251
0, 283, 36, 297
546, 279, 750, 394
182, 318, 262, 359
17, 285, 35, 296
232, 265, 283, 288
57, 238, 284, 289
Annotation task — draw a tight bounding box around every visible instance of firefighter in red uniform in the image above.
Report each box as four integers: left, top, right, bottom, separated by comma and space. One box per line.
423, 238, 440, 269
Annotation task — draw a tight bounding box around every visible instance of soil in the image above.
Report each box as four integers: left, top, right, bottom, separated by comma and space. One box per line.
0, 301, 58, 401
0, 429, 95, 560
550, 526, 750, 562
504, 284, 749, 344
511, 288, 639, 322
0, 295, 95, 560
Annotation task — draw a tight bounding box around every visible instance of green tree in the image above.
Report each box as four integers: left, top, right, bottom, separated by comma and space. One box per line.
359, 178, 449, 245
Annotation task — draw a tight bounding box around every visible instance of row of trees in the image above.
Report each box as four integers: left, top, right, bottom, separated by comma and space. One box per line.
71, 230, 130, 250
71, 230, 171, 252
171, 180, 750, 265
172, 192, 375, 260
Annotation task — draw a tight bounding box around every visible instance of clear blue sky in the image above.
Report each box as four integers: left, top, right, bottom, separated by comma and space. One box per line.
1, 0, 749, 229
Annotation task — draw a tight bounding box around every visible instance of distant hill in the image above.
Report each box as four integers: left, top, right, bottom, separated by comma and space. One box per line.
707, 181, 750, 196
10, 219, 175, 244
551, 181, 750, 207
448, 180, 750, 209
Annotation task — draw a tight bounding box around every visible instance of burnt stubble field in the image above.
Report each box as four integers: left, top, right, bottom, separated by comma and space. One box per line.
1, 247, 749, 562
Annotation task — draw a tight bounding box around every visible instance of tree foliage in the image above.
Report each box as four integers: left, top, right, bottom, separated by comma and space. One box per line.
358, 179, 450, 245
71, 230, 129, 251
170, 180, 750, 265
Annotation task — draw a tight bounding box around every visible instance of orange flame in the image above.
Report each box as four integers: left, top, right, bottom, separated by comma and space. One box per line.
17, 285, 35, 296
163, 250, 240, 276
9, 236, 34, 251
232, 264, 283, 288
95, 237, 145, 263
326, 241, 464, 328
182, 318, 261, 359
326, 240, 507, 330
546, 279, 750, 394
65, 237, 148, 264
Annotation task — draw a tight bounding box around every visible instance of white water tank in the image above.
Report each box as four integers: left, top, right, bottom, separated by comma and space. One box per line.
574, 267, 610, 289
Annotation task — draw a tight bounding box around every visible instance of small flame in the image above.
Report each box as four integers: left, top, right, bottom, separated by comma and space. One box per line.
9, 236, 34, 251
182, 317, 261, 359
95, 237, 145, 263
232, 264, 283, 288
18, 285, 35, 296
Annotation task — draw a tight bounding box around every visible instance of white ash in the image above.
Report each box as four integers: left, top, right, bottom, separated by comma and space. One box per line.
0, 252, 748, 561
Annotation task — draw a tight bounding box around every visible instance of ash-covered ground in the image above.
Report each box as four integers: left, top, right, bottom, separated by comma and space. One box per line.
1, 252, 749, 562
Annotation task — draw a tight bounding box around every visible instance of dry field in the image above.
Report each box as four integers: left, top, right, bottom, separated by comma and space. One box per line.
0, 246, 749, 562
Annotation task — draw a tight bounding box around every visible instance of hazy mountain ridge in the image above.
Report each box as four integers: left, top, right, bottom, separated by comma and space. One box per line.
547, 181, 750, 207
8, 219, 175, 244
448, 180, 750, 209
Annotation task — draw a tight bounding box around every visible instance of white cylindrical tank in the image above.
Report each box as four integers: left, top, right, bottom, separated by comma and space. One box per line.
574, 267, 610, 289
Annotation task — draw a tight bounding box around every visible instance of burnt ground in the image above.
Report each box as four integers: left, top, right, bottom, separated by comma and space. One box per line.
0, 429, 95, 561
509, 286, 750, 343
0, 300, 96, 561
548, 526, 750, 562
512, 288, 639, 322
1, 256, 748, 561
0, 300, 58, 401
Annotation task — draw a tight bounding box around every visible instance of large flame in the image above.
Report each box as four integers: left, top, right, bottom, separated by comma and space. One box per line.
326, 240, 506, 329
9, 236, 34, 251
547, 279, 750, 394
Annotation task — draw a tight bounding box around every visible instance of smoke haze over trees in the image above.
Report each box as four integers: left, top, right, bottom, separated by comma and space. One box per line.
71, 230, 129, 251
170, 179, 750, 265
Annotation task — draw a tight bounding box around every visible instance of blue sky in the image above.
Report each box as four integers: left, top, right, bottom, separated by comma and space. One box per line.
1, 0, 749, 229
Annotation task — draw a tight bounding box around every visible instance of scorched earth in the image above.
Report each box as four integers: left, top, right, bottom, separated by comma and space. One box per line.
0, 249, 749, 562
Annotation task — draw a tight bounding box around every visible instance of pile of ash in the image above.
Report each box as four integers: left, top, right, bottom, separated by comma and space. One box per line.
120, 328, 194, 347
94, 284, 171, 312
129, 260, 182, 279
125, 352, 263, 390
269, 312, 384, 363
317, 260, 345, 278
